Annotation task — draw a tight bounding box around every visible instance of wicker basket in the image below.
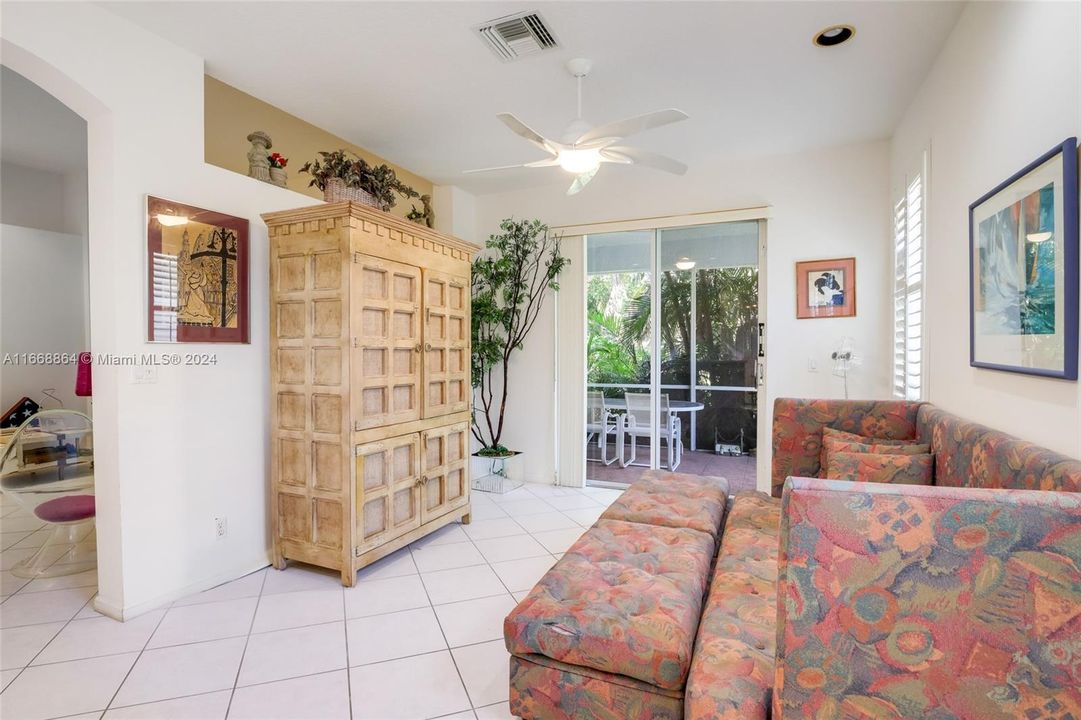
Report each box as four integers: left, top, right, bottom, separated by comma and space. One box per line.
324, 177, 380, 208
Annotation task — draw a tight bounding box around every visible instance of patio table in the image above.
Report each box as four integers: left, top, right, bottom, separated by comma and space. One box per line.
604, 399, 705, 413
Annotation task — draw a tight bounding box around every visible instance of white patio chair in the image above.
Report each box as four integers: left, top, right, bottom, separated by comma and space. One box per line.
585, 391, 619, 466
619, 392, 683, 471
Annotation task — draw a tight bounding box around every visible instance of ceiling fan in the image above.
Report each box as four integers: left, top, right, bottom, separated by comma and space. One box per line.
465, 58, 689, 195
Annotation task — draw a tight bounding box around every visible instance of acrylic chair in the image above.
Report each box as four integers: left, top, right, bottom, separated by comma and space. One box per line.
620, 392, 683, 471
0, 410, 96, 578
585, 391, 619, 466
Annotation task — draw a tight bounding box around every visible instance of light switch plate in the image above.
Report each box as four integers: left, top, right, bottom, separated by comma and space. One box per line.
131, 366, 157, 384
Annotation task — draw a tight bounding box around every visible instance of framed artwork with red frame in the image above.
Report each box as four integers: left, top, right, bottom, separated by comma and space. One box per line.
146, 195, 250, 343
796, 257, 856, 319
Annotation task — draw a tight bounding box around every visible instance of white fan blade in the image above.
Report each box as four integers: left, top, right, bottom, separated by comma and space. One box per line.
497, 113, 561, 154
463, 158, 559, 174
567, 166, 599, 196
575, 109, 688, 145
602, 146, 687, 175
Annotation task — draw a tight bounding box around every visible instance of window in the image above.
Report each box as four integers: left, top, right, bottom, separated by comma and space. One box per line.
893, 162, 925, 400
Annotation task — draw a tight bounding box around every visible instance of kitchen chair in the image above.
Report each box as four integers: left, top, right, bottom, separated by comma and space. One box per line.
0, 410, 96, 578
620, 392, 683, 471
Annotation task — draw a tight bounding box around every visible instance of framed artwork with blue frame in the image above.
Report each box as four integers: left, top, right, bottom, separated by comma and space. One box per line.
970, 137, 1079, 379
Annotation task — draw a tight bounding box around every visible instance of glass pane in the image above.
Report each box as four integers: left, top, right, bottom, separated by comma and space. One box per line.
658, 221, 759, 488
585, 231, 653, 484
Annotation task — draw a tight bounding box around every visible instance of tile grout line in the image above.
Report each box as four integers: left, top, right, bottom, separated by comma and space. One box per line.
0, 533, 103, 692
341, 577, 354, 720
222, 565, 271, 719
0, 579, 513, 646
97, 593, 172, 717
412, 547, 476, 716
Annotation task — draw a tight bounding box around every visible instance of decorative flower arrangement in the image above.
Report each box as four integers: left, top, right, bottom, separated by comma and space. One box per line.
268, 152, 288, 169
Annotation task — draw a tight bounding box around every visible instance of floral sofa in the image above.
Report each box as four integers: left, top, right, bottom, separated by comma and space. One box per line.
503, 398, 1081, 719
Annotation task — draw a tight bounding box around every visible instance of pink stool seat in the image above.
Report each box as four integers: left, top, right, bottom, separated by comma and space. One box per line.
35, 495, 96, 523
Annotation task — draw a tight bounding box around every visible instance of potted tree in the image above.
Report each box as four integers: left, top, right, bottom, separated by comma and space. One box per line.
299, 150, 418, 211
471, 218, 568, 493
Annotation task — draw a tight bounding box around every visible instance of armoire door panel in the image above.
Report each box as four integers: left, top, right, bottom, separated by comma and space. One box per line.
353, 256, 423, 429
420, 422, 469, 523
355, 433, 421, 554
422, 270, 470, 419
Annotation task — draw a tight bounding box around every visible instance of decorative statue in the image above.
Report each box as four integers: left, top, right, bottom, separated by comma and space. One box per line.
246, 131, 273, 182
406, 194, 434, 228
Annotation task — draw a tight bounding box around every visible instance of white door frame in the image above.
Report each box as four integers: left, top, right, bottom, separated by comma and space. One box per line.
553, 207, 771, 488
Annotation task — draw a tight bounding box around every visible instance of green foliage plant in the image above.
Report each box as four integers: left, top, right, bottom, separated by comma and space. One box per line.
471, 219, 568, 455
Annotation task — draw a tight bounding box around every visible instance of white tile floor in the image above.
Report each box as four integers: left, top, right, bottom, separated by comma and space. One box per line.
0, 482, 624, 720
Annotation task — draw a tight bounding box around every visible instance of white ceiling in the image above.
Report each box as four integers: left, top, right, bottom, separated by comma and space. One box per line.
1, 65, 87, 174
102, 1, 963, 195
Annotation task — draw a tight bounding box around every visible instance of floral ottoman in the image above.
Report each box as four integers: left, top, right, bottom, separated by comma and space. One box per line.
504, 472, 730, 719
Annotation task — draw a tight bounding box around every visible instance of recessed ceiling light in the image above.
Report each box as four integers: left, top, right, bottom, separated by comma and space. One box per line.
675, 257, 696, 271
814, 24, 855, 47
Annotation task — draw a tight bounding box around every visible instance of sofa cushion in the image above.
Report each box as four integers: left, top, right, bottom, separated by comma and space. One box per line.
686, 492, 782, 720
822, 436, 930, 471
600, 471, 729, 539
504, 518, 715, 690
826, 451, 934, 485
820, 427, 928, 477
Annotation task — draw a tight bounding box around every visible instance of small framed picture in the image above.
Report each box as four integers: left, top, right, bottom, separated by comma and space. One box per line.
146, 196, 250, 343
796, 257, 856, 319
970, 137, 1078, 379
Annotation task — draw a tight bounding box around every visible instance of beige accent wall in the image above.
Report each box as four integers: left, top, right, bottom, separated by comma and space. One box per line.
204, 75, 433, 220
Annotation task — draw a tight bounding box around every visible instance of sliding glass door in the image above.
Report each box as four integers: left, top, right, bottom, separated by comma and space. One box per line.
584, 221, 762, 490
584, 231, 655, 482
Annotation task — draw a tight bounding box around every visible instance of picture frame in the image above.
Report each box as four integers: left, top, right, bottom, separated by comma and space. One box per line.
969, 137, 1078, 380
146, 195, 250, 343
795, 257, 856, 319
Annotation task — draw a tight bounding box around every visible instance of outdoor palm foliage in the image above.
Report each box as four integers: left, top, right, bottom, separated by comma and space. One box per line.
586, 266, 759, 450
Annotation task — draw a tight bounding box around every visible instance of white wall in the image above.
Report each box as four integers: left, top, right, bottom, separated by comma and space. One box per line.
891, 1, 1081, 458
2, 2, 322, 618
0, 225, 88, 412
474, 139, 894, 491
1, 161, 80, 234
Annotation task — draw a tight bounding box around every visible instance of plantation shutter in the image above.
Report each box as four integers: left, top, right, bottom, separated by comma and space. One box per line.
893, 165, 925, 401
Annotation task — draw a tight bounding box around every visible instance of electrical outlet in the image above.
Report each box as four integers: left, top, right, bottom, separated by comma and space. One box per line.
214, 516, 227, 539
807, 356, 818, 372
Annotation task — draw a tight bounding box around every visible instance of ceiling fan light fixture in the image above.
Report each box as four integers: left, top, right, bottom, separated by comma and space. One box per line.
675, 257, 696, 271
557, 148, 601, 174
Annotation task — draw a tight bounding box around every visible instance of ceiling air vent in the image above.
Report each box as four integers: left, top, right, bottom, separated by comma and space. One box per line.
474, 12, 559, 62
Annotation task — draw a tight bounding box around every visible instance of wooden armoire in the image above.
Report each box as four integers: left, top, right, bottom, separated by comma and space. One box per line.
262, 202, 479, 586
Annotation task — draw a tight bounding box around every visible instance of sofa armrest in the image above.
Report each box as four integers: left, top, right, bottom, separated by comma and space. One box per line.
774, 477, 1081, 719
771, 398, 923, 497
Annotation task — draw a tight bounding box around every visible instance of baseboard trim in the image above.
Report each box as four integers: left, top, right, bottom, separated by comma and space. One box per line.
94, 550, 272, 621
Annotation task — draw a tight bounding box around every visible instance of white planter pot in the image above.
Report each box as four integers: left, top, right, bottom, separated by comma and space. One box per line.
471, 451, 524, 494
